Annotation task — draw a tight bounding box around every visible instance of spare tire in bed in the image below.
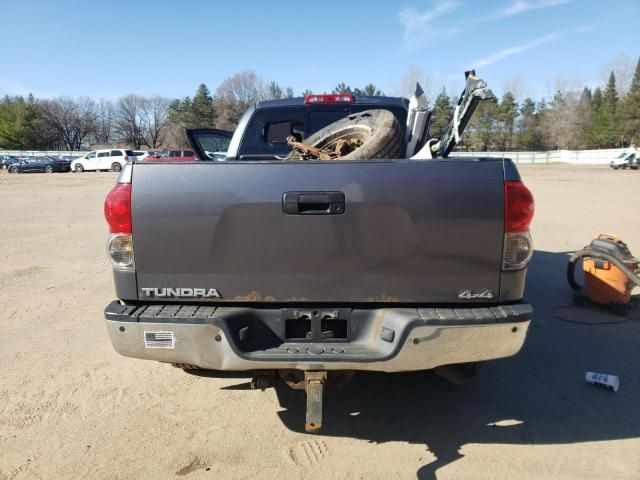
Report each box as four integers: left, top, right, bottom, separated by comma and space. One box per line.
300, 109, 403, 160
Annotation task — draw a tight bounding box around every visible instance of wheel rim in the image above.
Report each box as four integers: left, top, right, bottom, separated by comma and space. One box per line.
311, 125, 370, 157
75, 164, 83, 172
112, 163, 121, 172
45, 165, 53, 173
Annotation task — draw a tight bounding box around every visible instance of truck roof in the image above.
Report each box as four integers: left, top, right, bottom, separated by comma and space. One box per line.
257, 96, 409, 110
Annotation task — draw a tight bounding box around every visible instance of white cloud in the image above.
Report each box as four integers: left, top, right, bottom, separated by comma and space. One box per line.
398, 0, 462, 50
468, 33, 560, 68
493, 0, 571, 19
398, 0, 572, 52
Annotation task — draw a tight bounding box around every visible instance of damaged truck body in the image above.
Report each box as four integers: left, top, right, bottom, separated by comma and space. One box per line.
103, 71, 535, 432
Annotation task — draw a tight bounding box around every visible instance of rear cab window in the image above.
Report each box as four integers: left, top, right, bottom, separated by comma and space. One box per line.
237, 101, 407, 160
238, 109, 306, 159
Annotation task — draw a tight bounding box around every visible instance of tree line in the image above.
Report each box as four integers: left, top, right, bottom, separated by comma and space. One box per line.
0, 71, 300, 151
1, 58, 639, 151
440, 58, 640, 151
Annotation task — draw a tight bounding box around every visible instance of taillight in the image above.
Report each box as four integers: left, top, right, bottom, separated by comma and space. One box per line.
124, 156, 129, 161
104, 183, 132, 233
505, 180, 534, 233
503, 180, 534, 270
104, 182, 134, 270
304, 94, 355, 104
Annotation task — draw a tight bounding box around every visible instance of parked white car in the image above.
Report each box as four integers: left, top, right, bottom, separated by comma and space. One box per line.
71, 149, 136, 172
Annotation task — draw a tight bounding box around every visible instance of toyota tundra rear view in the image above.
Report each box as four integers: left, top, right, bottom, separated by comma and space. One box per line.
102, 73, 535, 431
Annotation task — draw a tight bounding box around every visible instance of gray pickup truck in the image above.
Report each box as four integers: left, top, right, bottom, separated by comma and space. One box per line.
103, 72, 534, 431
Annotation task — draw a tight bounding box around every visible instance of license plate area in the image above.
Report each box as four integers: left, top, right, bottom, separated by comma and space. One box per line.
282, 309, 350, 342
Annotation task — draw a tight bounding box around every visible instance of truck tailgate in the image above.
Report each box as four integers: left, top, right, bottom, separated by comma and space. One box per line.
131, 160, 504, 303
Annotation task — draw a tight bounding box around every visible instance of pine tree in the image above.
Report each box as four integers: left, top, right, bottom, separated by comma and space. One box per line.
604, 72, 619, 111
465, 94, 498, 150
496, 92, 518, 150
168, 85, 217, 129
517, 98, 544, 150
332, 83, 352, 94
585, 74, 618, 147
430, 88, 454, 137
190, 84, 216, 128
576, 87, 593, 148
0, 95, 38, 149
168, 96, 192, 127
591, 88, 603, 111
355, 84, 383, 96
622, 58, 640, 145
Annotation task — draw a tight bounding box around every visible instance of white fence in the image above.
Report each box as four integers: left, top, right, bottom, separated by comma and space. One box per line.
452, 147, 635, 164
0, 147, 635, 164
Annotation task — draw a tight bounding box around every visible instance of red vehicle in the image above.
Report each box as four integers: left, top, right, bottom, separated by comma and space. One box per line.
144, 150, 197, 162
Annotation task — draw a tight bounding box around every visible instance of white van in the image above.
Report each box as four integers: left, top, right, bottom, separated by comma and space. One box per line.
71, 149, 136, 172
610, 151, 639, 170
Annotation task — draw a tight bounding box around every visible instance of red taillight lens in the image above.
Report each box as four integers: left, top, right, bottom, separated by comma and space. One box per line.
124, 156, 129, 161
104, 183, 132, 233
505, 180, 534, 233
304, 94, 355, 104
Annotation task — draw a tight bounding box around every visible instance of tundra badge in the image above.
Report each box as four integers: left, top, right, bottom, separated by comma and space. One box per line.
141, 287, 221, 298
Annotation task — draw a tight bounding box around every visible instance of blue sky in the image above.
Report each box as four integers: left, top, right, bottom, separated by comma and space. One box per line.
0, 0, 638, 101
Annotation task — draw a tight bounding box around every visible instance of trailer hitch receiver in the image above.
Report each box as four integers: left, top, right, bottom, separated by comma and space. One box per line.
305, 371, 327, 433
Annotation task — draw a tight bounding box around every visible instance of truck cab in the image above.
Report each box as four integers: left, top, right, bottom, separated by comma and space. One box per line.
223, 95, 408, 161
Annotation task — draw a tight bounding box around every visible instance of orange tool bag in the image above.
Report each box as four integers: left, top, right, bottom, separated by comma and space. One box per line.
567, 234, 640, 305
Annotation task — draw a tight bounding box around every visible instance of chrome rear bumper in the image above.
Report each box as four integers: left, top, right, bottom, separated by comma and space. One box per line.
104, 301, 532, 373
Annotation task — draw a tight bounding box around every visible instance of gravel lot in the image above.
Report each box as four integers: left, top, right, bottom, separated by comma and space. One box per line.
1, 164, 639, 479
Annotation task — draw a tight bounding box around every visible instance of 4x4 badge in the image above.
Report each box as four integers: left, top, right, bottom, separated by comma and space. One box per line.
458, 289, 495, 300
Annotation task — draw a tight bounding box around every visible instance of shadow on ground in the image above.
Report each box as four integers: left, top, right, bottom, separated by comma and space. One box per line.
271, 250, 640, 478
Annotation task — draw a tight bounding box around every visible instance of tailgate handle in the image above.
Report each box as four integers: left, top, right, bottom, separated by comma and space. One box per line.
283, 191, 345, 215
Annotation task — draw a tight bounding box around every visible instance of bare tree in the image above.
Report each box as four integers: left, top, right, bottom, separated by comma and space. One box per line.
502, 74, 527, 102
266, 81, 284, 99
546, 73, 585, 100
140, 96, 171, 148
94, 98, 114, 145
38, 97, 98, 150
214, 70, 265, 130
114, 95, 145, 148
539, 89, 581, 149
393, 66, 434, 105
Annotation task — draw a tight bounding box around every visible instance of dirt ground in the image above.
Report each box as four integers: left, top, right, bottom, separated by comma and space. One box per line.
1, 164, 639, 480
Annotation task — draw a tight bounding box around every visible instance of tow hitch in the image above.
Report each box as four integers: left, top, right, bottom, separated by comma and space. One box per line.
250, 369, 355, 432
304, 371, 327, 433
